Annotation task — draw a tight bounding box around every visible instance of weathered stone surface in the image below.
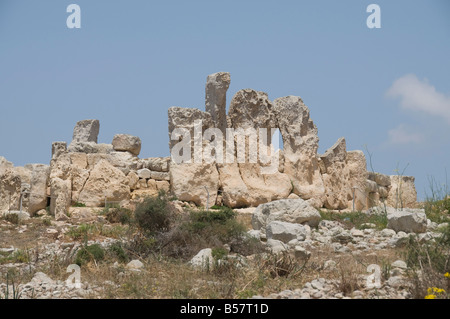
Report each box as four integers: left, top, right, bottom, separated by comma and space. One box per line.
51, 142, 67, 161
4, 210, 30, 221
50, 177, 71, 220
205, 72, 230, 133
320, 138, 351, 210
126, 260, 144, 270
218, 163, 251, 208
223, 90, 291, 207
137, 168, 152, 179
0, 168, 21, 214
346, 151, 368, 211
387, 209, 427, 233
368, 172, 391, 187
142, 157, 170, 172
273, 96, 325, 201
68, 142, 113, 154
0, 156, 13, 173
78, 160, 130, 207
71, 119, 100, 144
170, 162, 218, 208
266, 221, 307, 243
229, 89, 276, 129
29, 164, 50, 214
126, 171, 139, 190
387, 176, 417, 209
252, 199, 322, 234
150, 171, 170, 181
266, 239, 289, 254
190, 248, 213, 270
112, 134, 142, 156
168, 107, 213, 155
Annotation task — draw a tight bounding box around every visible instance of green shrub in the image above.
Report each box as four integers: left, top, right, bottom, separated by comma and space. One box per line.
4, 213, 19, 225
72, 202, 86, 207
404, 223, 450, 298
134, 191, 173, 233
108, 242, 129, 263
75, 244, 105, 266
105, 207, 133, 225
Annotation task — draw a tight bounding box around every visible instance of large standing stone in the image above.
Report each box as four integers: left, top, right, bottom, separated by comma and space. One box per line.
320, 138, 352, 210
387, 175, 418, 209
0, 169, 21, 214
205, 72, 231, 133
346, 150, 368, 211
112, 134, 142, 156
71, 119, 100, 144
50, 177, 71, 220
78, 160, 130, 207
387, 209, 427, 233
273, 96, 325, 202
28, 164, 50, 214
223, 90, 291, 207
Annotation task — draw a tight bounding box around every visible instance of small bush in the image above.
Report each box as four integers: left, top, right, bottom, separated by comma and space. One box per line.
72, 202, 86, 208
108, 242, 129, 263
404, 223, 450, 298
4, 214, 19, 225
105, 207, 133, 225
75, 244, 105, 266
134, 191, 173, 233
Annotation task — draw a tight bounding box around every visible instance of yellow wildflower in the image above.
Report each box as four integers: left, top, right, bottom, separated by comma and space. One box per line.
445, 272, 450, 278
425, 294, 436, 299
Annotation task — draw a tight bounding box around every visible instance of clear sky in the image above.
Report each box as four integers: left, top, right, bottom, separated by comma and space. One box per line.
0, 0, 449, 200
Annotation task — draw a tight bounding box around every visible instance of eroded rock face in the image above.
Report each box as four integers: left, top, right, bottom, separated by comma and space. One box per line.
0, 168, 21, 214
29, 164, 50, 214
50, 177, 71, 221
320, 138, 351, 210
112, 134, 142, 156
205, 72, 230, 133
387, 176, 418, 209
78, 160, 130, 207
346, 151, 368, 211
169, 162, 219, 208
223, 90, 291, 207
71, 119, 100, 144
273, 96, 325, 202
168, 107, 213, 155
387, 209, 427, 233
252, 199, 322, 235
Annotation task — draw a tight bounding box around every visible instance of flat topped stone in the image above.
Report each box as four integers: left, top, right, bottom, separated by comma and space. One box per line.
112, 134, 142, 156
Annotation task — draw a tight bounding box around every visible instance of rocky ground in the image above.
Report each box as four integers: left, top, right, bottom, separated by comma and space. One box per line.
1, 201, 447, 300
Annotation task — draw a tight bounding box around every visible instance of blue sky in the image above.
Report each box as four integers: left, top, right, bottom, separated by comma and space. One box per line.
0, 0, 449, 200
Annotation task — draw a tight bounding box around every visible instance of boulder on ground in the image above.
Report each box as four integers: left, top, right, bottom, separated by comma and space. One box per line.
387, 209, 427, 233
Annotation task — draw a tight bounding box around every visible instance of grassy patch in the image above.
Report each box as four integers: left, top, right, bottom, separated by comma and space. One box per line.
320, 210, 388, 230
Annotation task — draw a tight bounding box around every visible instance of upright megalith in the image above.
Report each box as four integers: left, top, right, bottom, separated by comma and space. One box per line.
205, 72, 231, 133
0, 168, 21, 214
346, 150, 368, 211
273, 96, 325, 203
28, 164, 50, 215
224, 89, 291, 207
168, 106, 218, 208
320, 138, 351, 210
71, 119, 100, 144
